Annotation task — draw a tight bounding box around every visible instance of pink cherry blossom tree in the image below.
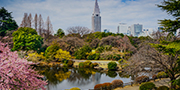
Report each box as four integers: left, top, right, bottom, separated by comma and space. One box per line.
0, 41, 47, 89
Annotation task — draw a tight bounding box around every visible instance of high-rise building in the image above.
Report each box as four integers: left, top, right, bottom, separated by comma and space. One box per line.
92, 0, 101, 32
117, 23, 128, 35
138, 28, 154, 37
130, 24, 143, 37
104, 29, 109, 33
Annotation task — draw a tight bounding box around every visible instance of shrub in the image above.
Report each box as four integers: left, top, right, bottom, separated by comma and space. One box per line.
111, 79, 123, 88
79, 62, 84, 68
12, 27, 43, 51
96, 45, 112, 53
157, 86, 169, 90
139, 82, 156, 90
94, 84, 103, 89
45, 41, 61, 62
135, 76, 149, 84
55, 28, 65, 38
113, 54, 121, 60
87, 53, 96, 60
74, 45, 92, 59
101, 83, 112, 89
83, 61, 92, 67
55, 49, 71, 61
63, 60, 74, 67
100, 51, 121, 60
118, 59, 128, 69
70, 87, 81, 90
95, 53, 100, 60
94, 83, 112, 90
157, 72, 168, 78
108, 61, 117, 70
27, 52, 45, 62
78, 61, 97, 68
96, 46, 105, 53
87, 53, 100, 60
67, 60, 74, 67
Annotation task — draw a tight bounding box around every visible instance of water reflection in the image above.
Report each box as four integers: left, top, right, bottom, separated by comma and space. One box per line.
36, 66, 132, 90
106, 70, 117, 78
67, 68, 101, 86
36, 66, 70, 85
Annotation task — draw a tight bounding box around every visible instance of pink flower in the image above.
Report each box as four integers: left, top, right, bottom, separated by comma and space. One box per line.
0, 41, 47, 90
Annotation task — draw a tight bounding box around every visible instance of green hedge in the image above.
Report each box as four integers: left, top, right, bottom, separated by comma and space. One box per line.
139, 82, 156, 90
108, 61, 117, 70
157, 86, 169, 90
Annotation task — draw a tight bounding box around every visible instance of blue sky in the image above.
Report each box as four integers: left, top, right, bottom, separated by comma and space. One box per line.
0, 0, 173, 34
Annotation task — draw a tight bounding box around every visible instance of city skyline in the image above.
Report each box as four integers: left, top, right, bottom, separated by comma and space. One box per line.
0, 0, 173, 34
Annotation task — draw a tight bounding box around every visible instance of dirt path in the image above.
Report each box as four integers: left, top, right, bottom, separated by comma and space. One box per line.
114, 78, 170, 90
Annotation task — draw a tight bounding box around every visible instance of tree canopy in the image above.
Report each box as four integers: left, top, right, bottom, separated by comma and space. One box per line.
0, 7, 18, 36
12, 27, 43, 51
0, 41, 47, 89
55, 28, 65, 38
157, 0, 180, 34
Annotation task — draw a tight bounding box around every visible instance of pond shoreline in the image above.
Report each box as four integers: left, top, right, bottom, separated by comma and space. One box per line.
35, 59, 120, 72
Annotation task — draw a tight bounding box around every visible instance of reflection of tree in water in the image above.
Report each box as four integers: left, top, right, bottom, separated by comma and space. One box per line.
119, 72, 130, 78
92, 72, 101, 85
35, 66, 71, 88
67, 68, 101, 86
106, 70, 117, 78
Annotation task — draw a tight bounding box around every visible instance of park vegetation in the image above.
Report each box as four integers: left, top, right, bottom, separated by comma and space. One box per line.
0, 0, 180, 89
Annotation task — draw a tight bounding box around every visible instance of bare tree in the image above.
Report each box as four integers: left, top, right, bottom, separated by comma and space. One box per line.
34, 14, 38, 31
117, 35, 136, 53
151, 30, 167, 41
20, 13, 28, 27
125, 41, 180, 89
67, 26, 92, 36
38, 14, 44, 36
44, 16, 53, 40
27, 13, 32, 28
99, 36, 119, 47
20, 13, 33, 28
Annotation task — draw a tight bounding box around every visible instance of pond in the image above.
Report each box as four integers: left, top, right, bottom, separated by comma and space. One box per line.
36, 66, 133, 90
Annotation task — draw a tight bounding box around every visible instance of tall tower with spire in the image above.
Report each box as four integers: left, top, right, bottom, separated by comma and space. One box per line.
92, 0, 101, 32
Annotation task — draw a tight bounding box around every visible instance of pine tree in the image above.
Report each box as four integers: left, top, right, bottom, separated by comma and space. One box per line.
157, 0, 180, 34
0, 7, 18, 36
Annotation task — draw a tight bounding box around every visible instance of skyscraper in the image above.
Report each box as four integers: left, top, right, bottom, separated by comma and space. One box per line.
131, 24, 143, 37
92, 0, 101, 32
117, 23, 128, 35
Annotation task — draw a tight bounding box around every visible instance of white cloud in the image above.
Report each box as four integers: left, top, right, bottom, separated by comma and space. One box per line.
1, 0, 173, 34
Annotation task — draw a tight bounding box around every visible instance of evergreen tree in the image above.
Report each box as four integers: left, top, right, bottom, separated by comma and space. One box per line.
0, 7, 18, 36
55, 28, 65, 38
157, 0, 180, 34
